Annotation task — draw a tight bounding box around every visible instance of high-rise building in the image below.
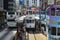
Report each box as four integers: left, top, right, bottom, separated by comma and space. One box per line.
16, 0, 19, 10
0, 0, 6, 28
0, 0, 3, 9
3, 0, 16, 12
3, 0, 8, 10
24, 0, 40, 7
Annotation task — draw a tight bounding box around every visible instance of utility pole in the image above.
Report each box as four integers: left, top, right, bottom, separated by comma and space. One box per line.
39, 0, 48, 31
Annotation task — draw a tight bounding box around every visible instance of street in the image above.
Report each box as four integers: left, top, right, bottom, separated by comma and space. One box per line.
0, 28, 17, 40
0, 0, 60, 40
26, 32, 47, 40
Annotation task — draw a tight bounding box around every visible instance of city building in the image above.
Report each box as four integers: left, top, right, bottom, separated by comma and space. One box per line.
16, 0, 19, 10
56, 0, 60, 4
0, 0, 6, 28
3, 0, 16, 12
0, 0, 3, 9
24, 0, 41, 7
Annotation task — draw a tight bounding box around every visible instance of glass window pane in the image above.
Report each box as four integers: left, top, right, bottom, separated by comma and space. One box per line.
48, 27, 51, 34
51, 27, 56, 35
51, 8, 55, 16
56, 8, 60, 16
57, 28, 60, 35
8, 12, 15, 14
7, 19, 15, 21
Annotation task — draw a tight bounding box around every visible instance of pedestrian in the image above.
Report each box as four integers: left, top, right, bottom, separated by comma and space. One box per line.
41, 27, 44, 34
19, 32, 22, 40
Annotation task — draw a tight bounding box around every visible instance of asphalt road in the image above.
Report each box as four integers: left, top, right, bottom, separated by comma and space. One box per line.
0, 28, 17, 40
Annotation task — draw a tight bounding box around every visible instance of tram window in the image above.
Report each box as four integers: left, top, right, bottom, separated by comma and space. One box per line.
31, 20, 34, 23
26, 20, 34, 23
47, 11, 49, 15
51, 8, 55, 16
26, 11, 28, 14
57, 28, 60, 35
8, 12, 15, 14
7, 19, 15, 21
51, 27, 56, 35
29, 11, 32, 14
56, 8, 60, 16
48, 27, 51, 34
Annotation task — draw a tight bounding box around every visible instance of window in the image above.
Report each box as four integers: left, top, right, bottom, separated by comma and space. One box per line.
42, 12, 45, 14
57, 28, 60, 35
7, 19, 15, 21
8, 12, 15, 14
9, 0, 14, 2
27, 0, 29, 6
26, 20, 34, 23
29, 11, 32, 14
51, 8, 55, 16
48, 27, 51, 34
8, 4, 13, 6
56, 8, 60, 16
26, 11, 28, 14
51, 27, 56, 35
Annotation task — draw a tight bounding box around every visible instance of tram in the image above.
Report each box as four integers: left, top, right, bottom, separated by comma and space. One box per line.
6, 12, 18, 27
24, 15, 39, 31
47, 5, 60, 40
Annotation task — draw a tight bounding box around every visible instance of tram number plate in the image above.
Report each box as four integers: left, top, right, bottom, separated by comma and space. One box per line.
58, 22, 60, 25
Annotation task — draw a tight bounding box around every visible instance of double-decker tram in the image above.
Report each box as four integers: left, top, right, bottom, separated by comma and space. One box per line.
6, 12, 17, 27
47, 5, 60, 40
24, 15, 37, 31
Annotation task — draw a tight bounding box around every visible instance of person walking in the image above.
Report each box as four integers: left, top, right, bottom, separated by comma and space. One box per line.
41, 27, 44, 34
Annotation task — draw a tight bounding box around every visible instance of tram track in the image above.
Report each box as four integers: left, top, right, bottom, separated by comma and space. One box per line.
26, 31, 37, 40
33, 32, 37, 40
26, 31, 47, 40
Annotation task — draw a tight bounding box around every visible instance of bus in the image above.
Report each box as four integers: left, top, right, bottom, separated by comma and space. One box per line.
47, 5, 60, 40
6, 12, 19, 27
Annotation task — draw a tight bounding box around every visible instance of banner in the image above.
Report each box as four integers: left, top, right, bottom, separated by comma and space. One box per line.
19, 0, 24, 5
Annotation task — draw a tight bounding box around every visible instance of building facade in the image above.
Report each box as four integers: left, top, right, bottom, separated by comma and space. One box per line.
24, 0, 41, 7
3, 0, 16, 12
0, 0, 3, 9
0, 0, 6, 28
56, 0, 60, 4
